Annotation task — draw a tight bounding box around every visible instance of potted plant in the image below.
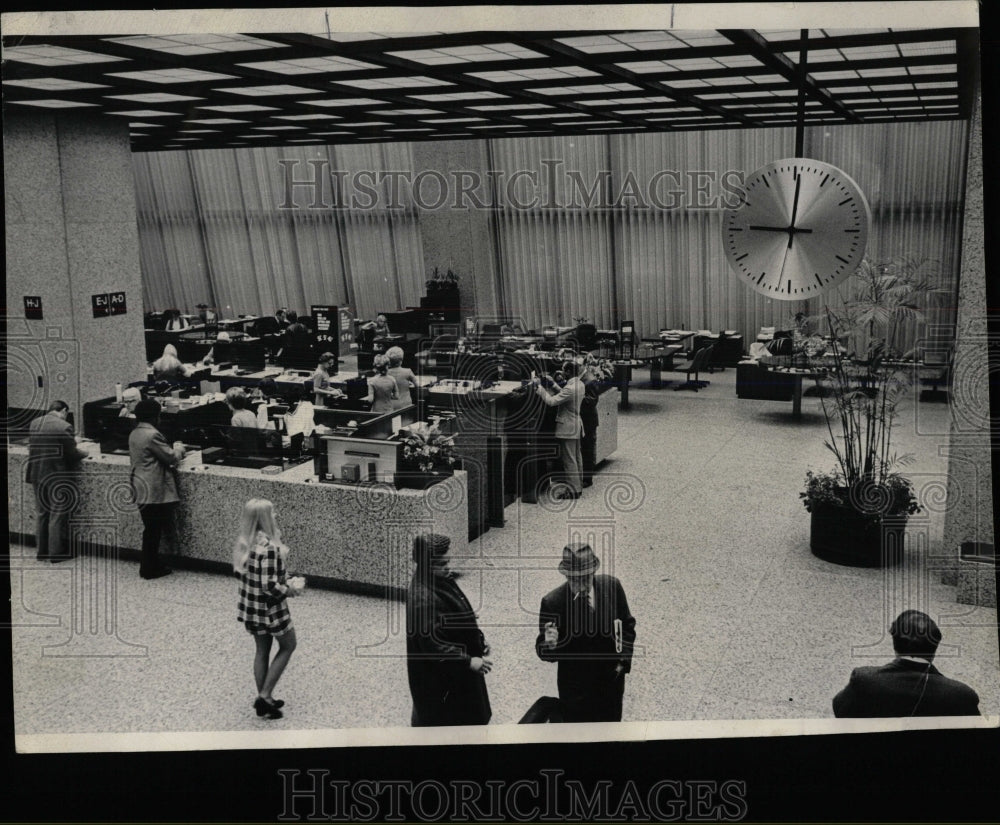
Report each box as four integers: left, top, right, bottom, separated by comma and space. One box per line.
425, 267, 460, 295
800, 256, 944, 566
396, 421, 457, 489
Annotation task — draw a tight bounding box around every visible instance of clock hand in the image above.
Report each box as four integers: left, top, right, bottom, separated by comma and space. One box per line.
748, 225, 813, 233
787, 175, 803, 249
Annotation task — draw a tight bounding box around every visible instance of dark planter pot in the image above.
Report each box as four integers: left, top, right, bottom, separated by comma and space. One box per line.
809, 501, 907, 567
395, 467, 454, 490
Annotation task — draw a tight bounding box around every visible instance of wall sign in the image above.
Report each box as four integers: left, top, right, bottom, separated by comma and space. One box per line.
109, 290, 127, 316
92, 291, 127, 318
92, 293, 110, 318
24, 296, 43, 320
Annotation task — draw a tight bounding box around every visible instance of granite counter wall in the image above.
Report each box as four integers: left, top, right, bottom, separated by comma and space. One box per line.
8, 447, 469, 599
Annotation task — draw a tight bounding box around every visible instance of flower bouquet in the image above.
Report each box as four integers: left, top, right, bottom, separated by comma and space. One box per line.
400, 422, 457, 473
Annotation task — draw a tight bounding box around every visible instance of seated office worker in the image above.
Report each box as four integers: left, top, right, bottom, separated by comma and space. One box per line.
164, 309, 190, 331
25, 400, 90, 562
386, 346, 418, 410
534, 359, 586, 499
129, 398, 185, 580
226, 387, 259, 429
832, 610, 980, 717
151, 344, 192, 381
536, 542, 636, 723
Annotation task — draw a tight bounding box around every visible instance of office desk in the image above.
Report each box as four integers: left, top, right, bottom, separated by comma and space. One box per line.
209, 365, 283, 391
639, 341, 684, 387
757, 364, 829, 418
658, 330, 696, 353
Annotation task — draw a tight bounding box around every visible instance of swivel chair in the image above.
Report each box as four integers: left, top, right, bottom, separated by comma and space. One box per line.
673, 345, 715, 392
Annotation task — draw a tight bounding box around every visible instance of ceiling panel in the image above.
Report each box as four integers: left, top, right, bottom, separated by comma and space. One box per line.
2, 27, 977, 151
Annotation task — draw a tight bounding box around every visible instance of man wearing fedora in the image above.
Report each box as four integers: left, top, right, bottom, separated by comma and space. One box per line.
832, 609, 980, 717
536, 542, 637, 722
406, 533, 493, 726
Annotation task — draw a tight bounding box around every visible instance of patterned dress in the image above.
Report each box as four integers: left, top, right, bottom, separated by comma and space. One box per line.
237, 531, 293, 636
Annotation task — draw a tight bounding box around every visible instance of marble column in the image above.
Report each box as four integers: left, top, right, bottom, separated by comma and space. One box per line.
940, 88, 995, 581
411, 139, 500, 322
4, 112, 147, 420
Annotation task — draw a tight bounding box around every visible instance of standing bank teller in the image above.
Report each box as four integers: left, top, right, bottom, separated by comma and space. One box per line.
366, 354, 399, 413
387, 346, 418, 410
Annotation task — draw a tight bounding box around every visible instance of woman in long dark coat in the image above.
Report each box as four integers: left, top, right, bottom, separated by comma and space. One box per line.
406, 533, 492, 726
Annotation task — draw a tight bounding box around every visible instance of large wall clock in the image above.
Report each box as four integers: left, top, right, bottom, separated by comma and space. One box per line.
722, 158, 872, 300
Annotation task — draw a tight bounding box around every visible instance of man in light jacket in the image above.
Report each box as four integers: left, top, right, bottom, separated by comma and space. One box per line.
25, 400, 89, 562
129, 398, 185, 580
534, 359, 585, 499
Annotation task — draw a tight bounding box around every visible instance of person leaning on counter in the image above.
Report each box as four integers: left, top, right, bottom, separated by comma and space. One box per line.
25, 400, 90, 563
310, 352, 343, 405
151, 344, 191, 381
129, 398, 185, 580
533, 359, 586, 500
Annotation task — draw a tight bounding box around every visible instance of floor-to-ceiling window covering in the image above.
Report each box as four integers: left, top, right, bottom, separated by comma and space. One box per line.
492, 135, 615, 331
802, 120, 967, 351
132, 143, 424, 321
490, 121, 966, 350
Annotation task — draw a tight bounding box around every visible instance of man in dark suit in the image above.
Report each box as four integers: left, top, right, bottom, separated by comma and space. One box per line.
25, 400, 89, 562
406, 533, 492, 726
579, 367, 601, 488
833, 609, 981, 717
536, 542, 637, 722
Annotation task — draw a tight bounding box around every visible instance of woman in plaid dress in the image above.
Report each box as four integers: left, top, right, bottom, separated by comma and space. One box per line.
234, 499, 300, 720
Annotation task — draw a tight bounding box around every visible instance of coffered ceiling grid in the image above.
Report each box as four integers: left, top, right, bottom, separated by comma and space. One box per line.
2, 27, 976, 151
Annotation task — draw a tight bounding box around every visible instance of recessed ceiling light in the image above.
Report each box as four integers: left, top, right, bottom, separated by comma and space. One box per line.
5, 77, 109, 91
9, 98, 100, 109
4, 44, 126, 66
107, 93, 202, 103
110, 68, 236, 84
220, 84, 325, 96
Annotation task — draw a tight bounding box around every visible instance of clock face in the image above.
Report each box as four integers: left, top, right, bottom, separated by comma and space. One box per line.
722, 158, 872, 300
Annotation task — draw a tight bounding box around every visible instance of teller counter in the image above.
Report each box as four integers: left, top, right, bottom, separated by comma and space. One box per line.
8, 445, 468, 599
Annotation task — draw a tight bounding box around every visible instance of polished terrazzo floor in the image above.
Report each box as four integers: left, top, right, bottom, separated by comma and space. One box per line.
9, 367, 999, 740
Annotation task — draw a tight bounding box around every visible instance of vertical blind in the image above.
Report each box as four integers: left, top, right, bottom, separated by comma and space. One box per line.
133, 143, 424, 320
490, 120, 966, 347
134, 121, 966, 351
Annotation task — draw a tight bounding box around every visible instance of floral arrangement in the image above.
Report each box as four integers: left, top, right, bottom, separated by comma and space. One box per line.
401, 422, 456, 473
582, 352, 616, 382
800, 468, 920, 517
425, 267, 460, 293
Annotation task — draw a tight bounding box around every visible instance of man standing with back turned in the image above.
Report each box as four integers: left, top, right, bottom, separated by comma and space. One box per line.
25, 400, 89, 562
536, 542, 636, 722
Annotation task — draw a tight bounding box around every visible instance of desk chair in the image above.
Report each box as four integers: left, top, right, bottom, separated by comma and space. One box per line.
919, 348, 951, 402
673, 345, 715, 392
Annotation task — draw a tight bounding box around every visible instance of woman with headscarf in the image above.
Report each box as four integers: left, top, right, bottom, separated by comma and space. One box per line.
406, 533, 492, 727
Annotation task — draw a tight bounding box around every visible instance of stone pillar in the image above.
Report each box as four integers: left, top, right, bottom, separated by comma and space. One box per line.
411, 139, 500, 323
940, 88, 995, 581
4, 113, 147, 421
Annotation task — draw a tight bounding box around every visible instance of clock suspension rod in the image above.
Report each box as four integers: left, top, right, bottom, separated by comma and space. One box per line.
795, 29, 809, 158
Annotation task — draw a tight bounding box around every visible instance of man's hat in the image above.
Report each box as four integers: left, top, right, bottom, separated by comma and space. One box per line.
412, 533, 451, 565
557, 542, 600, 577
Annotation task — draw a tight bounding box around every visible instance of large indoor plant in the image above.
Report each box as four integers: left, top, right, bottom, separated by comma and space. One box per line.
801, 256, 943, 566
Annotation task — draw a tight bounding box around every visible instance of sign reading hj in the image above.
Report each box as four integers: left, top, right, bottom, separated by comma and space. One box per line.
23, 296, 43, 320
